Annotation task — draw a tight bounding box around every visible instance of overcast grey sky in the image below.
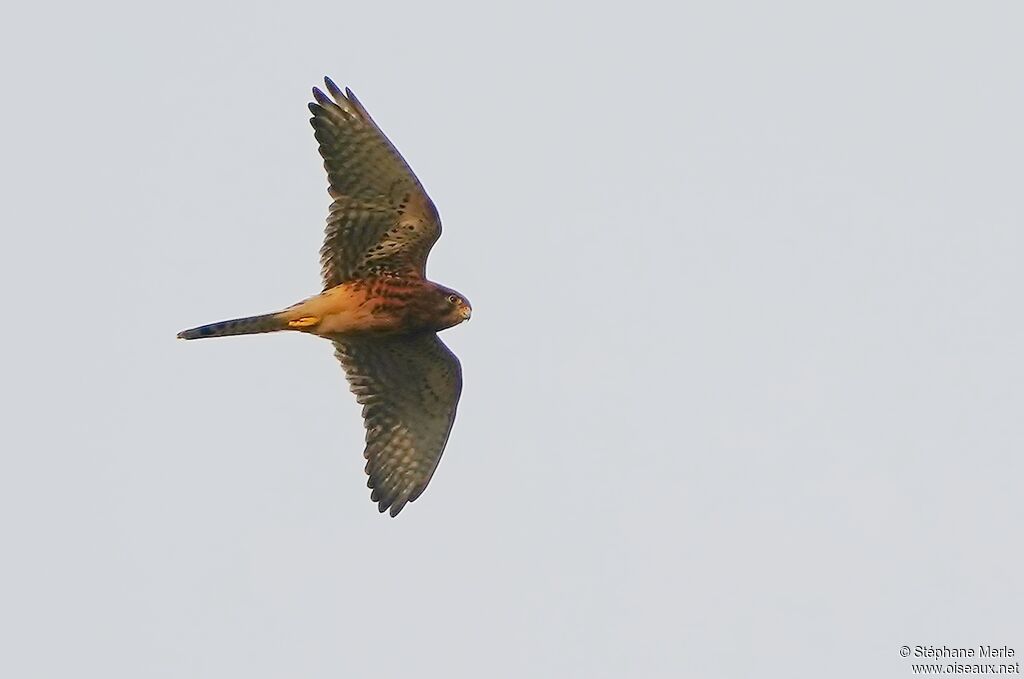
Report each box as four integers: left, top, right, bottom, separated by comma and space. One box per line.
1, 2, 1021, 677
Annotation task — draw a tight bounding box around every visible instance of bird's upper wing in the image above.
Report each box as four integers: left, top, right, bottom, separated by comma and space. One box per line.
309, 78, 442, 288
333, 333, 463, 517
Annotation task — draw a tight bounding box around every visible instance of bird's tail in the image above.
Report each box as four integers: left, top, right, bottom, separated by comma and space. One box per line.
177, 312, 287, 340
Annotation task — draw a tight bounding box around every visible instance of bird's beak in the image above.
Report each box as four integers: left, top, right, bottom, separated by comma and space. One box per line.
461, 305, 472, 321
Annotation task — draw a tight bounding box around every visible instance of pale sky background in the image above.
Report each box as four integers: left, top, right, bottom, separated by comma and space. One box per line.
1, 2, 1021, 678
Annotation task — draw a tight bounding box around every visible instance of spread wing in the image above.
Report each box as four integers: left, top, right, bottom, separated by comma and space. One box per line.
309, 78, 442, 288
333, 333, 463, 517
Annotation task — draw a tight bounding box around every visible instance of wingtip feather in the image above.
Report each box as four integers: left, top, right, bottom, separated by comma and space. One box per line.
312, 87, 331, 106
324, 76, 344, 100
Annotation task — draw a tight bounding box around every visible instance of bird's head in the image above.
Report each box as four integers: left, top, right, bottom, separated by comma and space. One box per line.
432, 285, 472, 330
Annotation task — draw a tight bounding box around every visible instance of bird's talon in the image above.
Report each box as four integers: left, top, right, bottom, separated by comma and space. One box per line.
288, 316, 320, 328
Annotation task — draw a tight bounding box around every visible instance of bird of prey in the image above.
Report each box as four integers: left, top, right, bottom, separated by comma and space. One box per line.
177, 77, 471, 517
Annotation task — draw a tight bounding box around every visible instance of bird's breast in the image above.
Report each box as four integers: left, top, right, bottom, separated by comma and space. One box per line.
296, 278, 436, 336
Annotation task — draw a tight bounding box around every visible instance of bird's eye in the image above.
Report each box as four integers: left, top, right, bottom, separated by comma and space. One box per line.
447, 294, 459, 304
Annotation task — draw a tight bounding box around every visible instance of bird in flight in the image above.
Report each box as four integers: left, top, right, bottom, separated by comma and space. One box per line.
178, 77, 471, 517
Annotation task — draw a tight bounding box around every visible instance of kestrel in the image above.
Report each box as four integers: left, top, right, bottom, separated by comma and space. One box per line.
178, 77, 471, 517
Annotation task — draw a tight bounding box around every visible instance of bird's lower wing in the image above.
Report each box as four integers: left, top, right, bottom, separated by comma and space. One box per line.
333, 333, 463, 516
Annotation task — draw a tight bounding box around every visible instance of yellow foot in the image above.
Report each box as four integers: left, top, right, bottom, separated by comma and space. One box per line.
287, 316, 320, 328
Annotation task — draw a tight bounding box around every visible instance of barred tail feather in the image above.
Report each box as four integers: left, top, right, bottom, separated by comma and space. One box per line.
177, 312, 285, 340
